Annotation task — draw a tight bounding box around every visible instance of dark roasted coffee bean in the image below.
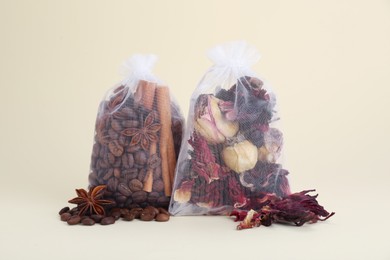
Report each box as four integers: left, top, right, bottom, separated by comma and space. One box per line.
113, 168, 121, 178
129, 208, 143, 219
111, 211, 121, 220
158, 208, 169, 215
60, 212, 72, 221
69, 207, 79, 215
90, 214, 104, 223
132, 191, 147, 203
128, 179, 143, 192
153, 166, 162, 180
101, 217, 115, 225
123, 168, 138, 179
134, 151, 148, 165
122, 213, 135, 221
155, 213, 170, 222
156, 196, 170, 208
108, 128, 119, 139
144, 206, 159, 216
127, 203, 140, 209
152, 179, 164, 193
107, 153, 116, 165
120, 208, 130, 216
118, 182, 132, 196
92, 143, 100, 157
124, 198, 133, 208
59, 207, 70, 215
107, 178, 119, 192
147, 192, 159, 204
122, 120, 139, 128
111, 120, 123, 132
137, 169, 147, 182
140, 210, 155, 221
127, 144, 141, 153
103, 169, 114, 180
115, 194, 127, 203
67, 215, 81, 225
108, 140, 124, 157
81, 217, 95, 226
118, 135, 128, 146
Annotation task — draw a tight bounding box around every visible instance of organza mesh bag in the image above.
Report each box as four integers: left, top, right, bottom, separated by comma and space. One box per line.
169, 42, 290, 215
88, 54, 184, 209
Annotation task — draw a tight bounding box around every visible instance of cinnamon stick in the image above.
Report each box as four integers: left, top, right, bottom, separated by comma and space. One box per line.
135, 80, 157, 192
156, 86, 175, 196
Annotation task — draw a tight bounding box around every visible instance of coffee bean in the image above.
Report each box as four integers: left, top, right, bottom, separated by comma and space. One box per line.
67, 215, 81, 225
144, 206, 159, 216
81, 217, 95, 226
60, 212, 72, 221
59, 207, 70, 215
137, 169, 147, 182
132, 191, 147, 204
118, 135, 128, 146
110, 211, 121, 220
124, 198, 133, 208
120, 208, 130, 216
147, 192, 159, 204
153, 166, 162, 180
127, 203, 140, 209
134, 151, 148, 165
107, 178, 119, 192
158, 208, 170, 215
127, 154, 134, 168
113, 168, 121, 178
90, 214, 104, 223
115, 194, 127, 203
122, 213, 135, 221
103, 169, 114, 181
152, 179, 164, 193
129, 179, 143, 192
127, 144, 141, 153
111, 120, 123, 132
69, 207, 79, 215
121, 107, 137, 118
118, 182, 132, 196
155, 213, 170, 222
122, 120, 139, 128
108, 140, 124, 157
101, 217, 115, 225
156, 196, 170, 208
123, 169, 138, 179
107, 153, 116, 165
108, 128, 119, 139
92, 143, 100, 157
140, 210, 155, 221
129, 208, 143, 219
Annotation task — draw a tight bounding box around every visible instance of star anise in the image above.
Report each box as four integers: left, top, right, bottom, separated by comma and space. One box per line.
121, 112, 161, 150
68, 185, 114, 216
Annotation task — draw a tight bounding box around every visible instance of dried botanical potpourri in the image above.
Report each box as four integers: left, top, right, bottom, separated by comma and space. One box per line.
88, 54, 184, 210
169, 42, 291, 215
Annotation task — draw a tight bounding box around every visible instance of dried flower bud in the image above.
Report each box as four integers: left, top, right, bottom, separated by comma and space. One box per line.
258, 128, 283, 163
222, 140, 258, 173
194, 94, 239, 144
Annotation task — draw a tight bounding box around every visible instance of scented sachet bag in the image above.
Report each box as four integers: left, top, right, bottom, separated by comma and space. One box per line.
169, 42, 290, 215
88, 54, 184, 210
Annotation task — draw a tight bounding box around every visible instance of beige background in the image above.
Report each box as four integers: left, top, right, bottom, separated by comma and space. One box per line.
1, 0, 389, 259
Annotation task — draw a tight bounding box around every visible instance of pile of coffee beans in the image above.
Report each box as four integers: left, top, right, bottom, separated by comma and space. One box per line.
88, 88, 182, 209
59, 206, 170, 226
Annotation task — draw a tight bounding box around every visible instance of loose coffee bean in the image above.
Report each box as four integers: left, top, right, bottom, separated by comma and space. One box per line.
152, 179, 164, 193
155, 213, 170, 222
134, 151, 148, 165
90, 214, 104, 223
129, 208, 143, 219
145, 206, 159, 216
120, 208, 130, 216
132, 191, 147, 204
69, 207, 79, 215
122, 213, 135, 221
128, 179, 143, 192
158, 208, 170, 215
81, 217, 95, 226
108, 140, 124, 157
140, 211, 155, 221
110, 211, 121, 220
101, 217, 115, 225
118, 182, 132, 196
60, 212, 72, 221
67, 215, 81, 225
59, 207, 70, 215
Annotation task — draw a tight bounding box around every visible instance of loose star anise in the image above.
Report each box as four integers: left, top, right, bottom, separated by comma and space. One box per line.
68, 185, 114, 216
121, 112, 161, 150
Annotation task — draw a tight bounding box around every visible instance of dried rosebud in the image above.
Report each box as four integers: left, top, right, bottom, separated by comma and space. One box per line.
222, 140, 258, 173
194, 94, 239, 144
173, 180, 194, 203
258, 128, 283, 163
